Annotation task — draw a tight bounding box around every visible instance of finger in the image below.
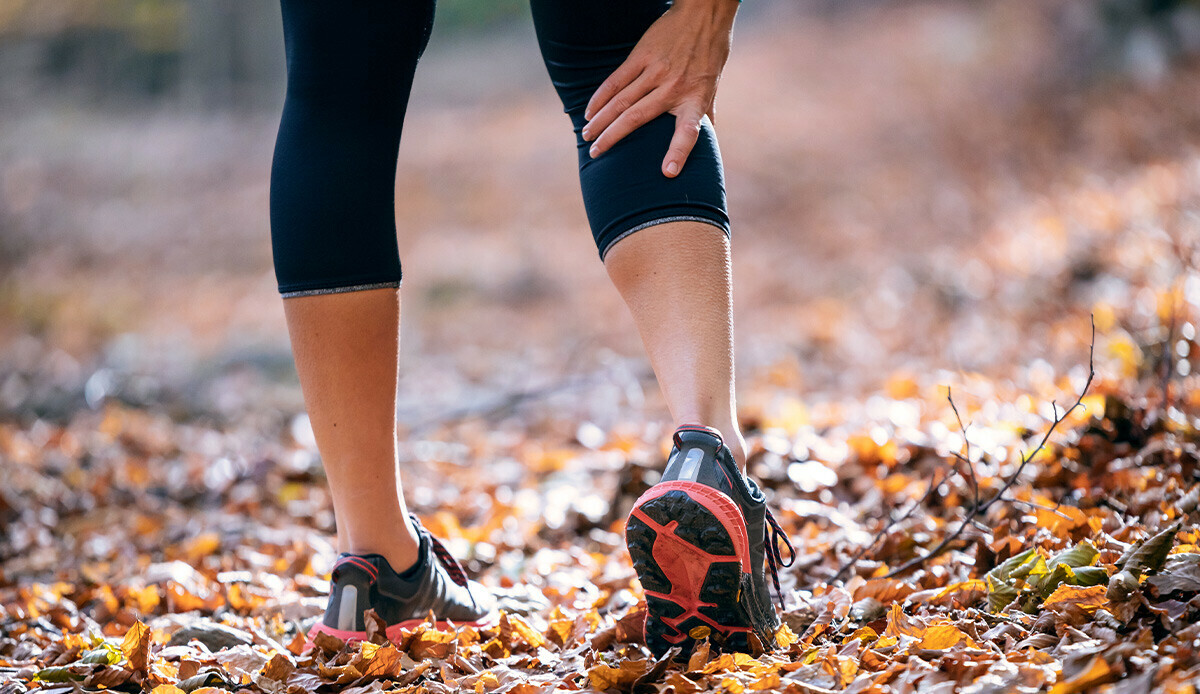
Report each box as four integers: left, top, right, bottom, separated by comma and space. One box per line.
588, 90, 669, 159
585, 58, 644, 122
582, 72, 656, 142
662, 105, 704, 177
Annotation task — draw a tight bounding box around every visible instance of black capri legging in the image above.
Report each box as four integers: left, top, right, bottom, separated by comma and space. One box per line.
269, 0, 731, 298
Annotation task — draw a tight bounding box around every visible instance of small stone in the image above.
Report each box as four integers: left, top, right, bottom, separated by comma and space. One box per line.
167, 622, 254, 651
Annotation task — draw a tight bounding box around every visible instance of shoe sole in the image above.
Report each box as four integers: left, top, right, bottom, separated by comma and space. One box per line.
626, 481, 755, 657
303, 616, 488, 651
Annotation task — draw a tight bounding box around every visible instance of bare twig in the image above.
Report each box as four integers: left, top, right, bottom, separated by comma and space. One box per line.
947, 390, 980, 505
1000, 496, 1075, 521
829, 470, 943, 584
882, 317, 1096, 579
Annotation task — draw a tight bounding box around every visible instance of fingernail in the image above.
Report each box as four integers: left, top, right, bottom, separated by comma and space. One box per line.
582, 128, 591, 140
590, 145, 598, 158
666, 161, 679, 176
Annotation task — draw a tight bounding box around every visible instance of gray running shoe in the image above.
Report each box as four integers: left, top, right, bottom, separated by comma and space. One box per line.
305, 515, 495, 648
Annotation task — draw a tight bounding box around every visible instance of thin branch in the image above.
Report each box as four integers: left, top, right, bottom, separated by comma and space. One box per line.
883, 317, 1096, 579
947, 389, 980, 505
1001, 496, 1075, 521
829, 470, 943, 584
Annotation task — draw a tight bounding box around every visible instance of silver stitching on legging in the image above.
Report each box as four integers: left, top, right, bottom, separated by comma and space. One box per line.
280, 281, 401, 299
599, 216, 730, 260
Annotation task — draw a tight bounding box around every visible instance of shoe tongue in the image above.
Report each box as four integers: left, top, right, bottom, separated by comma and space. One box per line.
743, 474, 766, 504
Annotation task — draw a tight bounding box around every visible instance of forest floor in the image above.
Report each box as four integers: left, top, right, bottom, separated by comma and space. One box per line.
4, 1, 1200, 692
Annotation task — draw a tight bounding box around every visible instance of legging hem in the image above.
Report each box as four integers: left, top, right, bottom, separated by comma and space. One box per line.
280, 281, 401, 299
599, 216, 730, 261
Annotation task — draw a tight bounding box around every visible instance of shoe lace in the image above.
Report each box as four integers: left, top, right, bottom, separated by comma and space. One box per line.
764, 508, 796, 612
410, 514, 470, 589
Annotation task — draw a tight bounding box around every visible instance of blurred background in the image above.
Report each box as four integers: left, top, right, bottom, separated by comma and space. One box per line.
2, 0, 1200, 579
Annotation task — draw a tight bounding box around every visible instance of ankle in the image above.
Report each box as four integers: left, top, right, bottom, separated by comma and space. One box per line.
674, 420, 746, 468
343, 516, 421, 574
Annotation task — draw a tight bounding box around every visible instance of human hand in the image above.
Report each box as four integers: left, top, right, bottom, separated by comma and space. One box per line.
581, 0, 738, 178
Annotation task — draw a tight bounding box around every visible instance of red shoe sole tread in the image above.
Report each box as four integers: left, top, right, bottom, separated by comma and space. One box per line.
627, 481, 755, 656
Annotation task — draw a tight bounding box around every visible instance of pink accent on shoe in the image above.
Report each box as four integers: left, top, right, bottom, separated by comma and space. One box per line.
334, 556, 379, 581
302, 615, 488, 652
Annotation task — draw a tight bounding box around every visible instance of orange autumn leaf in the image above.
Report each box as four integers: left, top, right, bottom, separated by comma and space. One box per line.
409, 626, 456, 660
358, 642, 402, 678
130, 584, 161, 613
1048, 656, 1115, 694
587, 660, 647, 690
664, 672, 703, 694
260, 651, 294, 681
882, 602, 922, 640
121, 621, 150, 673
506, 614, 547, 650
701, 652, 758, 674
916, 622, 979, 650
149, 686, 186, 694
546, 607, 574, 647
475, 672, 500, 692
1042, 584, 1107, 611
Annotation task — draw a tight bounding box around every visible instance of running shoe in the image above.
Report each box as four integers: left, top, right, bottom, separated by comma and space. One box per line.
626, 425, 795, 656
305, 515, 495, 648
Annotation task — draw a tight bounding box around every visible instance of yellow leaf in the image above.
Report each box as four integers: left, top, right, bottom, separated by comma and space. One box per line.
475, 672, 500, 693
750, 673, 781, 690
131, 584, 161, 613
916, 622, 978, 650
182, 533, 220, 561
773, 624, 798, 649
121, 621, 150, 673
842, 627, 879, 645
507, 614, 546, 650
546, 606, 573, 646
882, 602, 922, 640
150, 686, 185, 694
718, 676, 746, 693
1048, 656, 1114, 694
359, 643, 401, 678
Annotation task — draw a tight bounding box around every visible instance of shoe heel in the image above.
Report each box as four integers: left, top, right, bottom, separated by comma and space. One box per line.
627, 482, 754, 657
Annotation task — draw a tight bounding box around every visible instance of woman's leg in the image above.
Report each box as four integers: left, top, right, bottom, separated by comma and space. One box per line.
271, 0, 434, 572
532, 0, 787, 657
529, 0, 744, 462
603, 222, 746, 465
273, 0, 493, 642
283, 289, 419, 572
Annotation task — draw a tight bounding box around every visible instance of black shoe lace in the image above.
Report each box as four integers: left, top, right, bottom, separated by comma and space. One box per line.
764, 508, 796, 612
410, 514, 470, 589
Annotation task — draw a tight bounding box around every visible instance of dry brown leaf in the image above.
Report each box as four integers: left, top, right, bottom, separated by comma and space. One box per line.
1048, 656, 1115, 694
587, 659, 648, 690
915, 622, 979, 650
121, 621, 150, 673
1043, 584, 1108, 611
409, 626, 456, 660
261, 652, 295, 681
358, 643, 401, 678
686, 640, 711, 672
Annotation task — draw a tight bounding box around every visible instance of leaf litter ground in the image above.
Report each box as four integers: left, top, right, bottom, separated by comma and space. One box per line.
5, 2, 1200, 693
